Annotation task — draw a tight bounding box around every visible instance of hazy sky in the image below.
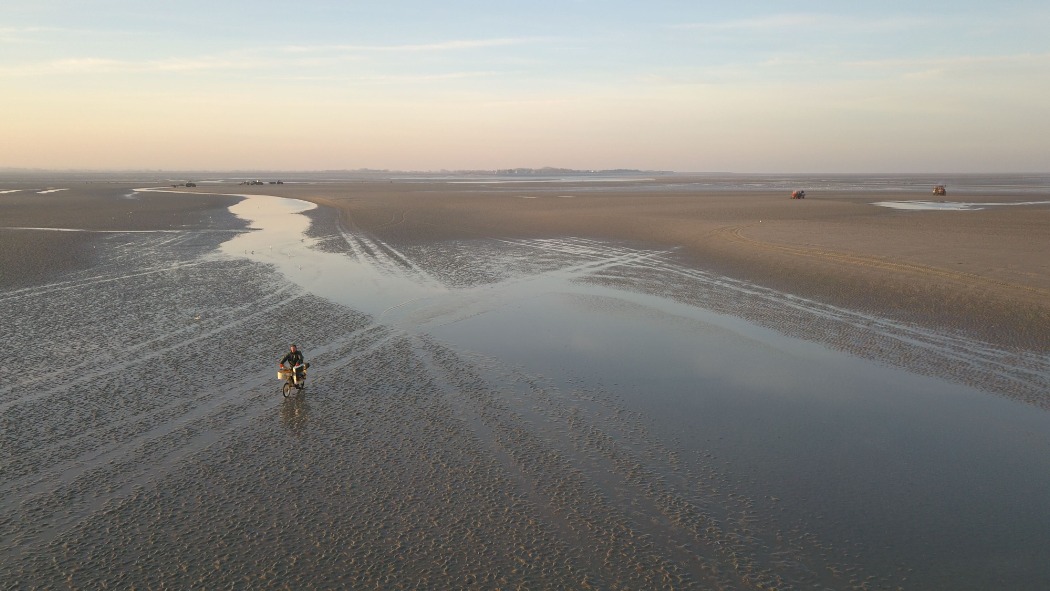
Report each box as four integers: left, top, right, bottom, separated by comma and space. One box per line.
3, 1, 1049, 172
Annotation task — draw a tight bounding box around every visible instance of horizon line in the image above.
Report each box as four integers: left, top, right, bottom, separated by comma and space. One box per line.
3, 167, 1049, 176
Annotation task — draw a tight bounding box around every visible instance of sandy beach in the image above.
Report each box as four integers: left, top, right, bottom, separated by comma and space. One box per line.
3, 176, 1050, 589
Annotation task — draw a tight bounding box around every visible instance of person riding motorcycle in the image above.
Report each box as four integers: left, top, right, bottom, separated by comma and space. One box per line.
278, 344, 308, 384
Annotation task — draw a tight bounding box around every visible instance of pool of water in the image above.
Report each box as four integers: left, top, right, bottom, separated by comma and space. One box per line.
873, 199, 1050, 210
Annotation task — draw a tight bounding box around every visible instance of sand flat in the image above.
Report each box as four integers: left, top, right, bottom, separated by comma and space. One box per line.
3, 177, 1050, 589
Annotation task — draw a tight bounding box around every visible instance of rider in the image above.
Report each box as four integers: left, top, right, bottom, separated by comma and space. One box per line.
278, 344, 307, 384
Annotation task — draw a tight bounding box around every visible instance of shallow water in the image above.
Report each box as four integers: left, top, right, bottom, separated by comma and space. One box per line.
873, 199, 1050, 210
3, 189, 1050, 589
218, 194, 446, 317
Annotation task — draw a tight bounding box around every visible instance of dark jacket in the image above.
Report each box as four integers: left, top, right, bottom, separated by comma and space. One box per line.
280, 350, 305, 367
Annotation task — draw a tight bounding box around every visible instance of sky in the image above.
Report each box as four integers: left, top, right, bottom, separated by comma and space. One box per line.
2, 1, 1049, 172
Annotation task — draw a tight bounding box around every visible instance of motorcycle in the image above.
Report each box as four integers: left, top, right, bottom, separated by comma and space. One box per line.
278, 362, 310, 397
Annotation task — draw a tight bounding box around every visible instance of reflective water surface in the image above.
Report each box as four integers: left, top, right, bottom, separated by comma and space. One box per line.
873, 199, 1050, 210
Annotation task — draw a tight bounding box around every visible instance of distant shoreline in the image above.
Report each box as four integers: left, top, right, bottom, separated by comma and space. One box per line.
5, 170, 1050, 195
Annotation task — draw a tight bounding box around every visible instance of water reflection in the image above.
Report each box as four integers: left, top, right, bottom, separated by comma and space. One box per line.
280, 393, 309, 436
218, 194, 445, 317
873, 199, 1050, 210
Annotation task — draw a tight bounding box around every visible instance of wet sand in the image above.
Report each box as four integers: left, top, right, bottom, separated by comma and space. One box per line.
3, 178, 1050, 590
225, 179, 1050, 350
0, 184, 240, 288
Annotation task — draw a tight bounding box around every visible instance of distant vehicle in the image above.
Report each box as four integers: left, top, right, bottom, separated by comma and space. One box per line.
932, 184, 947, 196
791, 190, 806, 199
185, 182, 197, 188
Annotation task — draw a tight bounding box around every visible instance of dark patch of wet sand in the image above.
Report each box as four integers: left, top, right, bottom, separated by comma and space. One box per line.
0, 184, 242, 288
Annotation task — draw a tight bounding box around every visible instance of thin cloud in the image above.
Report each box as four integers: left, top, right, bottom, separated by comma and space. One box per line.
671, 13, 927, 33
0, 25, 145, 43
845, 51, 1050, 83
4, 56, 266, 75
0, 26, 65, 43
0, 36, 545, 76
282, 37, 537, 54
48, 58, 128, 72
0, 26, 66, 34
634, 51, 1050, 89
359, 71, 503, 83
0, 51, 336, 76
847, 52, 1050, 70
285, 70, 506, 85
0, 51, 509, 84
